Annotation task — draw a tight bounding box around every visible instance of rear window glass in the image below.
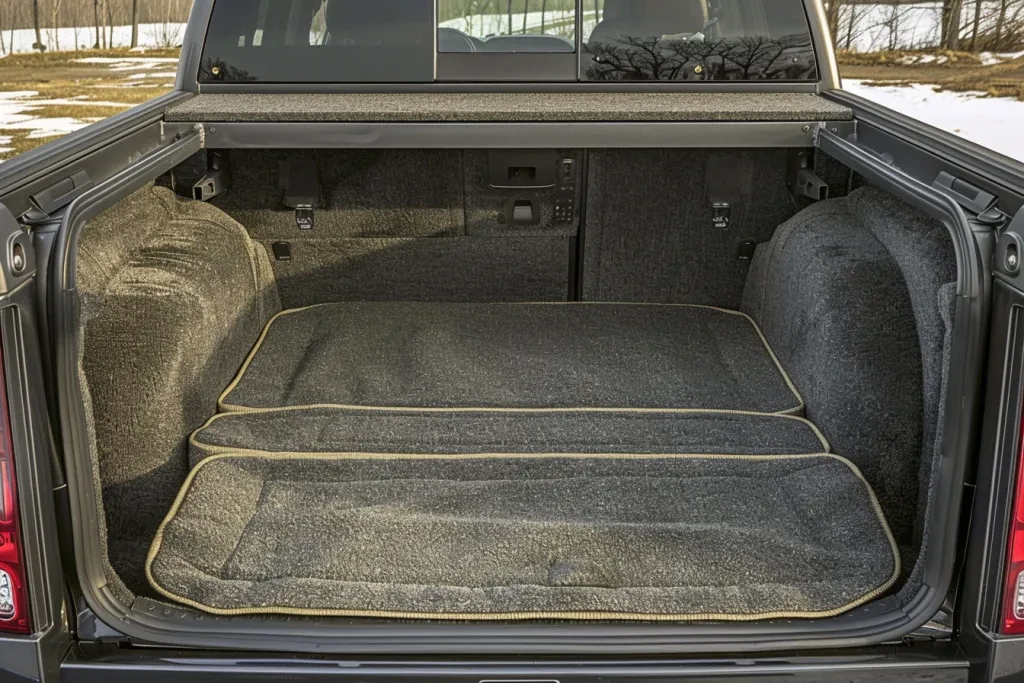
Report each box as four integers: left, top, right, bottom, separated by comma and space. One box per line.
438, 1, 576, 53
199, 0, 818, 82
200, 0, 435, 83
581, 0, 818, 81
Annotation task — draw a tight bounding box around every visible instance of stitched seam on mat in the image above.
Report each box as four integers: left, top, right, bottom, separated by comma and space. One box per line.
146, 450, 900, 620
189, 410, 832, 455
217, 303, 805, 416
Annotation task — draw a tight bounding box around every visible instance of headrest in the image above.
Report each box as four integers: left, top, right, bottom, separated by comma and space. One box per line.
325, 0, 426, 42
594, 0, 707, 38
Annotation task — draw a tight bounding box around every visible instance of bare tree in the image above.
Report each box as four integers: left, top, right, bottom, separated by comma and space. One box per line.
130, 0, 138, 47
32, 0, 44, 50
941, 0, 964, 48
824, 0, 841, 45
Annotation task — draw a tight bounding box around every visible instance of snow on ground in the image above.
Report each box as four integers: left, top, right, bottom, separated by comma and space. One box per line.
0, 23, 186, 56
0, 90, 133, 146
75, 56, 180, 71
980, 50, 1024, 65
844, 79, 1024, 163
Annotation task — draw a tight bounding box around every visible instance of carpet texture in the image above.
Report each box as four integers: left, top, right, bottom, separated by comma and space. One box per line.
581, 149, 800, 308
77, 184, 280, 595
208, 150, 574, 308
741, 185, 956, 549
164, 92, 854, 122
190, 410, 828, 464
147, 452, 897, 619
219, 302, 803, 414
259, 237, 572, 308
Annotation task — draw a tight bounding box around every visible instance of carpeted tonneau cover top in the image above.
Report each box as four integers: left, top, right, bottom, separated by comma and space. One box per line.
147, 452, 898, 619
190, 409, 829, 463
219, 302, 803, 414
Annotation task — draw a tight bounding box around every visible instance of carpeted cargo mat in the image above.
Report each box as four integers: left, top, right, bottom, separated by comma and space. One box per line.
190, 409, 829, 464
147, 451, 897, 619
219, 302, 804, 414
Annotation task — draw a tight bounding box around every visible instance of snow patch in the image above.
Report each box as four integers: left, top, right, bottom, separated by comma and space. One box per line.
0, 23, 186, 56
843, 79, 1024, 163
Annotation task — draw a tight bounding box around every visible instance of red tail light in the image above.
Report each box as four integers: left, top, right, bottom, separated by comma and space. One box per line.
0, 339, 30, 635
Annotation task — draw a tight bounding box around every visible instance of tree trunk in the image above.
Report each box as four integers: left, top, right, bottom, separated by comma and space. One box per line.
540, 0, 546, 32
131, 0, 139, 47
993, 0, 1008, 48
843, 4, 856, 49
94, 0, 101, 48
522, 0, 528, 33
106, 0, 114, 49
0, 3, 6, 56
825, 0, 841, 45
940, 0, 964, 49
32, 0, 44, 51
969, 0, 982, 49
507, 0, 512, 34
52, 0, 64, 52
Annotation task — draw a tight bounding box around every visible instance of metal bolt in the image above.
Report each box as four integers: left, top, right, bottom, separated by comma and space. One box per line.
831, 127, 838, 133
801, 125, 810, 132
1009, 252, 1019, 270
211, 66, 221, 76
792, 56, 799, 63
694, 65, 703, 74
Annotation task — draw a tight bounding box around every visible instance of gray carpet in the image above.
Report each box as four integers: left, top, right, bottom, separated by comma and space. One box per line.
190, 410, 828, 464
147, 452, 897, 619
219, 303, 803, 414
581, 149, 800, 309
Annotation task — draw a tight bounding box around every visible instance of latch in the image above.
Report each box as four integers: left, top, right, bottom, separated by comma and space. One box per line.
192, 151, 230, 201
282, 159, 321, 231
787, 150, 829, 202
932, 171, 1004, 226
711, 202, 731, 228
25, 170, 94, 220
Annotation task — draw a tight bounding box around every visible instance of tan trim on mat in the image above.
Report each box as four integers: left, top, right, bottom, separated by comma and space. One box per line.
217, 302, 806, 416
146, 450, 899, 621
188, 409, 832, 457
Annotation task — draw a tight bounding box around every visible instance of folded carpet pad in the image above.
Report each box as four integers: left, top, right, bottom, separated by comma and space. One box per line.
190, 409, 829, 464
219, 302, 804, 414
147, 452, 897, 620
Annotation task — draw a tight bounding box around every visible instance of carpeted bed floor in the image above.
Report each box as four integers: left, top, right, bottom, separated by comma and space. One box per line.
147, 302, 899, 620
147, 452, 897, 619
218, 302, 804, 414
189, 409, 829, 463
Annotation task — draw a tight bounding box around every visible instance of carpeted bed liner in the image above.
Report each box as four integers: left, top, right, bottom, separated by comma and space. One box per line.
219, 302, 804, 414
147, 451, 898, 620
190, 409, 829, 464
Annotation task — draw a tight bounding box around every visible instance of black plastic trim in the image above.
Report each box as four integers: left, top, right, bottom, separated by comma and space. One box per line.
825, 89, 1024, 215
0, 93, 192, 207
58, 644, 969, 683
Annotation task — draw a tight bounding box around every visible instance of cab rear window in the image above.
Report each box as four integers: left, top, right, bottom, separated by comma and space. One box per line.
199, 0, 818, 83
